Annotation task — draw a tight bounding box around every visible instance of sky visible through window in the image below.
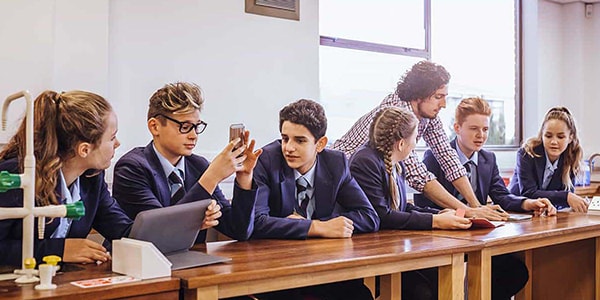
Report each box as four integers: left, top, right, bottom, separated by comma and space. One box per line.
320, 0, 517, 146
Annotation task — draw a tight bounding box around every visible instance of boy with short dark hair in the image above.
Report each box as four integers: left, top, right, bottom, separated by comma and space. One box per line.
251, 99, 379, 299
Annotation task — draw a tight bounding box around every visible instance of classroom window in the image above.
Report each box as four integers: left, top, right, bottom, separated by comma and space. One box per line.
319, 0, 520, 148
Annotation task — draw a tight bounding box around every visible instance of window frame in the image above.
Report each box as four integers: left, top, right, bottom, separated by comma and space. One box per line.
319, 0, 522, 150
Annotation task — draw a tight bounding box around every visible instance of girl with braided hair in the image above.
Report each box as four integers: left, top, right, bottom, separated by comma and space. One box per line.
349, 106, 471, 300
349, 106, 471, 231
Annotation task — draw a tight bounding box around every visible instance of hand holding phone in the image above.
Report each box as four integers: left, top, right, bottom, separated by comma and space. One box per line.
229, 123, 245, 151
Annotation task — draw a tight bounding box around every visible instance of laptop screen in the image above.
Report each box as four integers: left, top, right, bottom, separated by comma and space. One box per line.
128, 199, 211, 255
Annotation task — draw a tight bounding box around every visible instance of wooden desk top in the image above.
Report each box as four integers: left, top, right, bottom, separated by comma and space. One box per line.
176, 230, 483, 289
411, 213, 600, 254
0, 262, 180, 299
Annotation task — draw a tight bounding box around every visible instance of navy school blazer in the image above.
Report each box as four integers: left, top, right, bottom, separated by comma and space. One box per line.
508, 144, 573, 209
251, 140, 379, 239
414, 139, 526, 212
349, 145, 438, 230
0, 157, 132, 266
112, 142, 258, 242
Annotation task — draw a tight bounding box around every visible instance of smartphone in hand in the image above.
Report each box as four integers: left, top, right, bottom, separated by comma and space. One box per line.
229, 123, 245, 151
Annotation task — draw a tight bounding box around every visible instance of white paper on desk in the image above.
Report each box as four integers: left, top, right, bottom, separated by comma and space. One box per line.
70, 275, 140, 288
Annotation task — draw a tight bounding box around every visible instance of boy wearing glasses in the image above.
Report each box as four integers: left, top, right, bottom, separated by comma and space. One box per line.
113, 82, 262, 242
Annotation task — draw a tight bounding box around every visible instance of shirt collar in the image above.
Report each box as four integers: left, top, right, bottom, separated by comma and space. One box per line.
456, 145, 479, 167
152, 142, 186, 180
544, 155, 559, 172
397, 97, 415, 114
294, 162, 317, 188
58, 169, 80, 204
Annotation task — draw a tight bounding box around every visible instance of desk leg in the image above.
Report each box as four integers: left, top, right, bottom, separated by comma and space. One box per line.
596, 237, 600, 300
438, 252, 465, 300
515, 250, 532, 300
184, 286, 218, 300
380, 273, 400, 300
364, 276, 376, 298
468, 249, 492, 300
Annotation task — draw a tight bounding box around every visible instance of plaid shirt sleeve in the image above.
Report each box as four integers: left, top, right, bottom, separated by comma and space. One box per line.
422, 116, 467, 183
403, 148, 436, 192
332, 94, 398, 158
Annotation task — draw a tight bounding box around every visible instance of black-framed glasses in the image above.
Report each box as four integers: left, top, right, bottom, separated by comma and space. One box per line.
154, 114, 207, 134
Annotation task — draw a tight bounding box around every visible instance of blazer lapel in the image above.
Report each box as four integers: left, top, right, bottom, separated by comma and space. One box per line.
312, 156, 334, 219
534, 152, 546, 188
478, 153, 492, 199
280, 164, 297, 215
144, 143, 171, 207
184, 159, 200, 192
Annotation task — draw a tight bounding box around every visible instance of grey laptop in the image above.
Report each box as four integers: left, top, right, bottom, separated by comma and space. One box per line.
128, 199, 231, 270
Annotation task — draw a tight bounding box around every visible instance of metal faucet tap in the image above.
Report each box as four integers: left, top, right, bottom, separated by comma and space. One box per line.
589, 153, 600, 172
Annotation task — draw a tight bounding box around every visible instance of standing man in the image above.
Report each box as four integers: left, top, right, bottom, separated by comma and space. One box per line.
333, 61, 506, 220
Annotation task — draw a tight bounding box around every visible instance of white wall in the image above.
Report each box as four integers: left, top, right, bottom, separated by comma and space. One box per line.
0, 0, 109, 140
2, 0, 600, 172
0, 0, 318, 153
108, 0, 319, 159
536, 0, 600, 159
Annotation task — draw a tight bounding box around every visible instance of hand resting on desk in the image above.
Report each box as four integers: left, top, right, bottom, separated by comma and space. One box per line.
64, 238, 110, 264
308, 216, 354, 238
465, 205, 509, 221
522, 198, 556, 216
433, 210, 472, 230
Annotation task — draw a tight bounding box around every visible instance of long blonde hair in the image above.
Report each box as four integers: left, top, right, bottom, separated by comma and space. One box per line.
0, 90, 112, 206
368, 107, 418, 210
523, 106, 583, 190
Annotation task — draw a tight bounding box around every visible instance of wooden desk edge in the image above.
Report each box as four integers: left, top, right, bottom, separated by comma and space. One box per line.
179, 242, 483, 290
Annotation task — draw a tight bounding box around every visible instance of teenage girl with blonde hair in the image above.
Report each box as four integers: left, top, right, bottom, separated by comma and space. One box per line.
509, 106, 587, 212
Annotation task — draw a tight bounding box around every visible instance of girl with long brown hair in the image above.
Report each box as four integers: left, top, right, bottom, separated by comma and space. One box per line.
0, 90, 131, 266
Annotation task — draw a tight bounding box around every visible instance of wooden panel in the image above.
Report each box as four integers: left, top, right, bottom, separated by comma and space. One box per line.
380, 273, 400, 300
467, 249, 492, 300
438, 253, 465, 300
532, 239, 595, 299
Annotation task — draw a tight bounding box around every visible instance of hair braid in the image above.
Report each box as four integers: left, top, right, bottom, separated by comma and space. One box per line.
369, 107, 418, 210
